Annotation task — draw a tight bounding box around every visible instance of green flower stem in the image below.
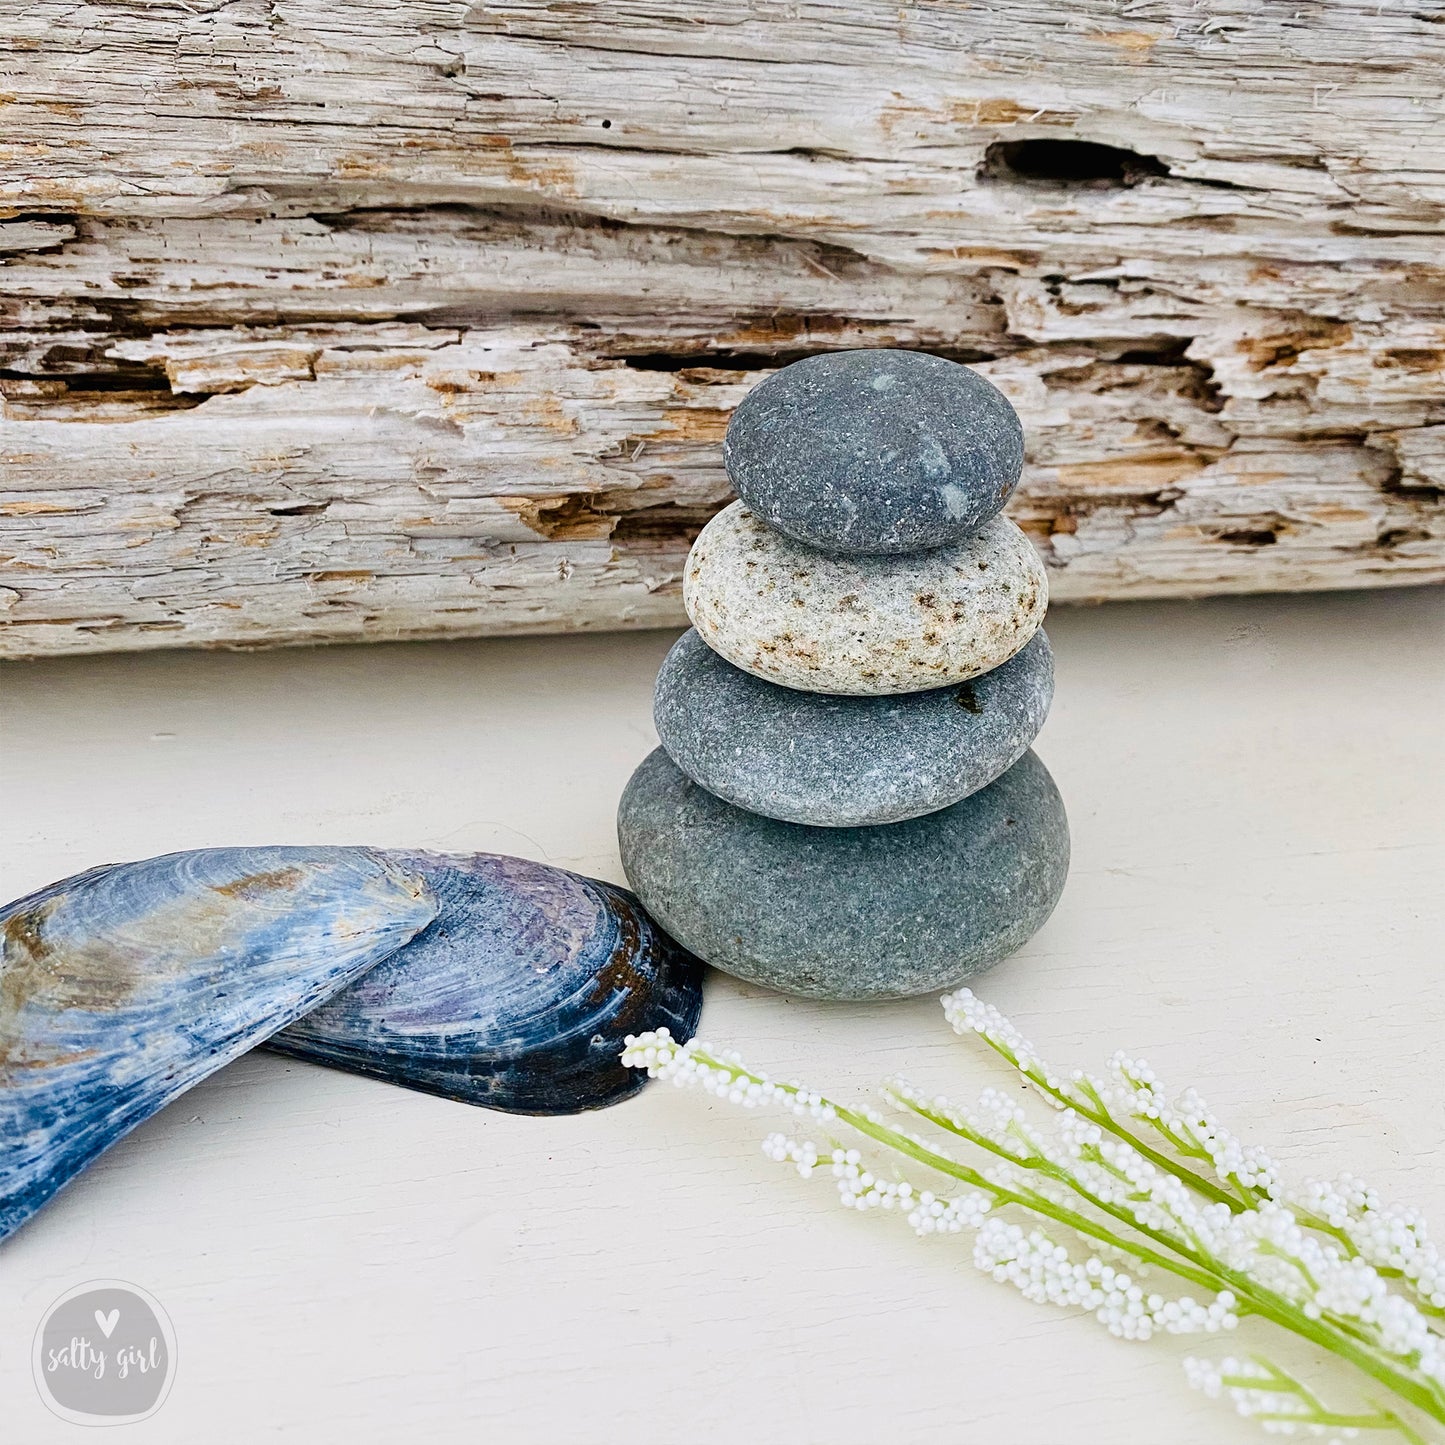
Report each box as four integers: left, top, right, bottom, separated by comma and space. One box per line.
893, 1091, 1227, 1289
890, 1090, 1445, 1429
1225, 1360, 1430, 1445
688, 1047, 1445, 1433
980, 1035, 1428, 1294
845, 1105, 1226, 1295
694, 1051, 1228, 1298
1249, 1410, 1426, 1443
1367, 1407, 1431, 1445
975, 1035, 1249, 1213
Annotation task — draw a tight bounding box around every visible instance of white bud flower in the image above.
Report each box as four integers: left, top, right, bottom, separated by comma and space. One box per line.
620, 995, 1444, 1441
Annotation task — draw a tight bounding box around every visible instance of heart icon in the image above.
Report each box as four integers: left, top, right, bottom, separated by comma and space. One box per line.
94, 1308, 120, 1339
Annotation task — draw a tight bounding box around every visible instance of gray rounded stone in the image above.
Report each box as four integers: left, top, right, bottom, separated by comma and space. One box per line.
684, 502, 1047, 695
617, 747, 1069, 1001
723, 349, 1024, 555
654, 628, 1054, 827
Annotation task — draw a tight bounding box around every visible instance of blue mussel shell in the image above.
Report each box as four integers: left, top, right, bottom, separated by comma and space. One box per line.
272, 852, 705, 1114
0, 847, 706, 1243
0, 846, 438, 1242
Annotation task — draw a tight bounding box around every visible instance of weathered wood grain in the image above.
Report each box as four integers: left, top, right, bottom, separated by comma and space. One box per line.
2, 0, 1443, 655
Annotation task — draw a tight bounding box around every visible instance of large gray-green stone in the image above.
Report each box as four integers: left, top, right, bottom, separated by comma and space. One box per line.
617, 747, 1069, 1001
654, 628, 1054, 826
723, 349, 1024, 555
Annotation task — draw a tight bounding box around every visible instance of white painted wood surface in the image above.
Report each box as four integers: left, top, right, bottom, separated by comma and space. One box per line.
4, 0, 1445, 656
0, 587, 1442, 1444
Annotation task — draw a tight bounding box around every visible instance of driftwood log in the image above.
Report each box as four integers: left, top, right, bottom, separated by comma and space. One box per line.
2, 1, 1443, 656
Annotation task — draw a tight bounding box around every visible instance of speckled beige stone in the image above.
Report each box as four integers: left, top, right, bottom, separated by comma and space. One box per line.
683, 503, 1048, 695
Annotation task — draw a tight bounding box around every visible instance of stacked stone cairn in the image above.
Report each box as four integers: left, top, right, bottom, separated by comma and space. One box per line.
617, 350, 1069, 1001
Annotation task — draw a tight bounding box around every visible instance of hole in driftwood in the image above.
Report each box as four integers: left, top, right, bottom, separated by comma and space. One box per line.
1116, 338, 1194, 366
0, 365, 207, 416
615, 343, 997, 374
1377, 526, 1430, 549
983, 139, 1169, 188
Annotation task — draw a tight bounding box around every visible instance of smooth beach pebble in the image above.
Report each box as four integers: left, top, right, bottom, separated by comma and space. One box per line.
654, 628, 1054, 826
618, 747, 1069, 1001
723, 349, 1024, 555
683, 502, 1047, 695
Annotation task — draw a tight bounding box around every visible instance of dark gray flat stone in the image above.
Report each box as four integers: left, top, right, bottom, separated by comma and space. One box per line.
617, 747, 1069, 1001
654, 629, 1054, 826
723, 350, 1024, 555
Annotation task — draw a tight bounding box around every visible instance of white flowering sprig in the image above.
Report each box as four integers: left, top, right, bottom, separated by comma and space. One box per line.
942, 992, 1445, 1333
623, 994, 1444, 1444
